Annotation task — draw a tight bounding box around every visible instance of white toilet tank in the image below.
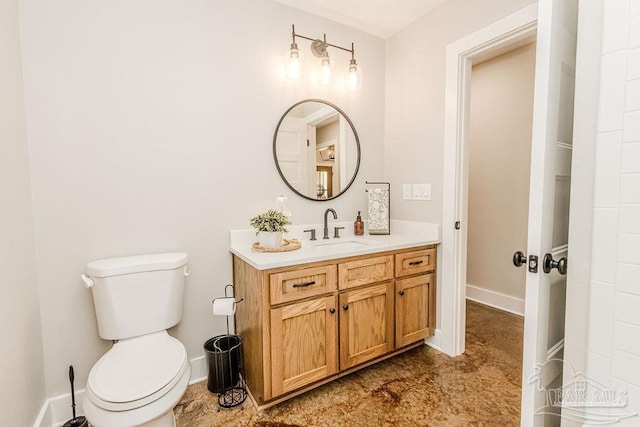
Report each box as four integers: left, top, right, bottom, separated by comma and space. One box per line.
84, 252, 189, 341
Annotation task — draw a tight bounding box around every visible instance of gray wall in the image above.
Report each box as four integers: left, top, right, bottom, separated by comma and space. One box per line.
384, 0, 537, 223
0, 0, 45, 423
18, 0, 386, 397
467, 43, 536, 300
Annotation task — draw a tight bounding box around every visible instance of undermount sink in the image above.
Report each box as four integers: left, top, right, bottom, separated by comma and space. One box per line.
313, 239, 372, 249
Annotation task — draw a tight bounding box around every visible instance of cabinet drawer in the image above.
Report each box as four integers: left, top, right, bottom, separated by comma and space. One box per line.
395, 248, 436, 278
270, 265, 337, 305
338, 255, 393, 290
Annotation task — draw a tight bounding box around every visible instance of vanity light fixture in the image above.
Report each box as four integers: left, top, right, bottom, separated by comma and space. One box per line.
286, 25, 362, 90
319, 146, 335, 161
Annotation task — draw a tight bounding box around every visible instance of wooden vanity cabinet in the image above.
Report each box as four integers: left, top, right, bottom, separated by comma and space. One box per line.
232, 244, 436, 408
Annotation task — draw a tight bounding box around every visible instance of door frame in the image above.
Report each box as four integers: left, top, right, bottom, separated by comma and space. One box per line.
439, 4, 538, 357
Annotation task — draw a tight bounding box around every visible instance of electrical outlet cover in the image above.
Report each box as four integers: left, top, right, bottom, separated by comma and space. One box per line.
412, 183, 431, 200
403, 184, 412, 200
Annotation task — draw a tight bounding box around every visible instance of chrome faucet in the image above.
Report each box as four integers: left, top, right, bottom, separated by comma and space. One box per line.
323, 208, 337, 239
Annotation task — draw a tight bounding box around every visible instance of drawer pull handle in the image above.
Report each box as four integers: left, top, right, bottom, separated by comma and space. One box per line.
292, 281, 316, 288
408, 260, 424, 266
398, 290, 405, 296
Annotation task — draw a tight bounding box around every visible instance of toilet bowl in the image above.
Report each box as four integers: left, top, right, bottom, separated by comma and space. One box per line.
83, 332, 190, 427
82, 253, 191, 427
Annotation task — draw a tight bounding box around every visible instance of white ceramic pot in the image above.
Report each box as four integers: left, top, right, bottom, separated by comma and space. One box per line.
259, 231, 283, 248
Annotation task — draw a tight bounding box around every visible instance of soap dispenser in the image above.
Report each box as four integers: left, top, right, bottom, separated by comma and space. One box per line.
354, 211, 364, 236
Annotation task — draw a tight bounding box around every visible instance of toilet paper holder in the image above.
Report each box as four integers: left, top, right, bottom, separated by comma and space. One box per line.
212, 284, 244, 334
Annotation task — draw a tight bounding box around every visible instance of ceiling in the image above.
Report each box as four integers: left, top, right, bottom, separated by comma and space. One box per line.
272, 0, 448, 39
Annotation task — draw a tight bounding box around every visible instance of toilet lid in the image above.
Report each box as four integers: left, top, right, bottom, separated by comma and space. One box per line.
88, 331, 186, 404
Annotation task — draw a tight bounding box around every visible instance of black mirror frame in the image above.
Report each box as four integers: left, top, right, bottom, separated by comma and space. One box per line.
273, 99, 361, 202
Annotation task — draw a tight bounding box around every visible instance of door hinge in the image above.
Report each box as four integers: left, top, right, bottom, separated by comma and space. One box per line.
306, 139, 310, 147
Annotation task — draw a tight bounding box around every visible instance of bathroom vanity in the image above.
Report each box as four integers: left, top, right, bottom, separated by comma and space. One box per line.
229, 222, 440, 409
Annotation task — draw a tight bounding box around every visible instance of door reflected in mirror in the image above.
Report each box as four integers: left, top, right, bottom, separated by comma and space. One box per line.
273, 100, 360, 201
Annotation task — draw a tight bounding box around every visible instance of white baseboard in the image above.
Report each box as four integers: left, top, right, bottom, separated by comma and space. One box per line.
188, 355, 207, 385
424, 328, 443, 352
34, 356, 209, 427
466, 284, 525, 316
33, 389, 86, 427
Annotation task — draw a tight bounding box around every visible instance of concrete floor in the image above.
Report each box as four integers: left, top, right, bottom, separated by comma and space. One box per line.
175, 300, 524, 426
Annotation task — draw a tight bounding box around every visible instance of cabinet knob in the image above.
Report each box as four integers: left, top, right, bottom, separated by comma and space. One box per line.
343, 304, 349, 311
398, 290, 405, 296
329, 308, 336, 314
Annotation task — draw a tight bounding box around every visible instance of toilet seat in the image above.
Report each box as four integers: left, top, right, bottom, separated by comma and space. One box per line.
87, 331, 187, 412
83, 361, 190, 427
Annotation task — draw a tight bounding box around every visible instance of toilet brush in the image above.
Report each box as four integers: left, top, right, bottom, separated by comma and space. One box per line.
63, 365, 88, 427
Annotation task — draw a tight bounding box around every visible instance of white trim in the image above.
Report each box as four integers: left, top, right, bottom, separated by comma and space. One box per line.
466, 285, 525, 316
33, 401, 51, 427
33, 390, 86, 427
561, 1, 603, 425
33, 356, 208, 427
441, 4, 538, 357
188, 355, 208, 385
424, 328, 443, 352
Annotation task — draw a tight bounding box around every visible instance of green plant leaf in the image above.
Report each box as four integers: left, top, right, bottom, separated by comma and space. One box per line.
249, 209, 291, 232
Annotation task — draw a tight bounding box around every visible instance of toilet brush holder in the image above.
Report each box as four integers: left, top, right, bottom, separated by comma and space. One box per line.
62, 365, 88, 427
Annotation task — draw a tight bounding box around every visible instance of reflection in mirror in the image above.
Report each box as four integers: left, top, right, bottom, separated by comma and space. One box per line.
273, 100, 360, 201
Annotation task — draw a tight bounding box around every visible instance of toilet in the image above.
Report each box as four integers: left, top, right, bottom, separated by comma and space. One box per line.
81, 252, 191, 427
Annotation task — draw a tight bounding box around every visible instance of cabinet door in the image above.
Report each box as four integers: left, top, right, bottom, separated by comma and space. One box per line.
395, 274, 433, 348
270, 295, 338, 397
339, 282, 394, 369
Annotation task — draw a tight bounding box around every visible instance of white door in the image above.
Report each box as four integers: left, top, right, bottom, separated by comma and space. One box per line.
520, 0, 577, 425
275, 116, 310, 195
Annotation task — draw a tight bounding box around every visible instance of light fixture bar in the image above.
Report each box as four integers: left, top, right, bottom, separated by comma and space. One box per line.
291, 25, 355, 56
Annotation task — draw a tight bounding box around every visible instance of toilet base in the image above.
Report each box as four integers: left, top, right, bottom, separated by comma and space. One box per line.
142, 410, 175, 427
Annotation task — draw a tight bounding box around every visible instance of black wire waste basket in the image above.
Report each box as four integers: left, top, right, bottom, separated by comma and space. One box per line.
204, 334, 247, 409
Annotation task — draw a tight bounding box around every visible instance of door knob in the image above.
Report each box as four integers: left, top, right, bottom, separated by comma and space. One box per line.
329, 308, 336, 314
398, 290, 405, 296
343, 304, 349, 311
513, 251, 527, 267
543, 253, 567, 275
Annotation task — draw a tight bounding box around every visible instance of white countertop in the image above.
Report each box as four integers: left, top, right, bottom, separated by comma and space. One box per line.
229, 220, 441, 270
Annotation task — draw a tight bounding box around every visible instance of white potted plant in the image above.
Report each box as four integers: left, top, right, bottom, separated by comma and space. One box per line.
250, 209, 291, 248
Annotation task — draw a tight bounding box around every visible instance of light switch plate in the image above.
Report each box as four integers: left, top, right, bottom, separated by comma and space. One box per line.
403, 184, 412, 200
412, 183, 431, 200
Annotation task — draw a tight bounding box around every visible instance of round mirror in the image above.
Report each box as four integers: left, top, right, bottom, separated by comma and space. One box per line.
273, 99, 361, 201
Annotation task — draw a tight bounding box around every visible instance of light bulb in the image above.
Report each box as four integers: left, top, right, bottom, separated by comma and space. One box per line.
276, 195, 292, 217
319, 54, 332, 85
285, 43, 303, 80
345, 59, 362, 90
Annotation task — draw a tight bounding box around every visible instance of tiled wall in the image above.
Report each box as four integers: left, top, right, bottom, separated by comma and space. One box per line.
587, 0, 640, 422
